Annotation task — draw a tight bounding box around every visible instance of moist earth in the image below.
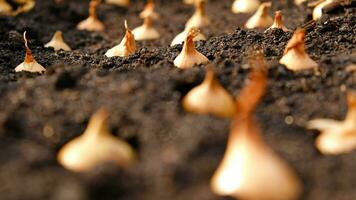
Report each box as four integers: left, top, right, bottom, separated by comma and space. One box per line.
0, 0, 355, 200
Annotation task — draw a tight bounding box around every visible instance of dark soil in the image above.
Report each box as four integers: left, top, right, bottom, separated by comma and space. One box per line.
0, 0, 355, 200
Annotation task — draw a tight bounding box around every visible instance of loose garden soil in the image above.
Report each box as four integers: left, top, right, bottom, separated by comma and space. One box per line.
0, 0, 355, 200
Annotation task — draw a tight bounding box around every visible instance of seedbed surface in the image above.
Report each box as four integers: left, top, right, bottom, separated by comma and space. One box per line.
0, 0, 355, 200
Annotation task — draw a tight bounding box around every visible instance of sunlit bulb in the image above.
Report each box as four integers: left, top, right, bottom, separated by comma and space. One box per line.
77, 0, 105, 32
185, 0, 210, 30
105, 0, 130, 7
12, 0, 35, 15
15, 31, 46, 73
245, 2, 273, 29
211, 56, 302, 200
0, 0, 12, 14
171, 28, 206, 46
307, 92, 356, 155
132, 16, 160, 41
266, 11, 290, 32
182, 68, 236, 118
57, 108, 136, 172
140, 0, 159, 19
105, 20, 136, 57
232, 0, 260, 14
279, 29, 318, 71
173, 29, 209, 69
183, 0, 196, 5
313, 0, 335, 20
346, 64, 356, 72
294, 0, 307, 5
45, 31, 72, 51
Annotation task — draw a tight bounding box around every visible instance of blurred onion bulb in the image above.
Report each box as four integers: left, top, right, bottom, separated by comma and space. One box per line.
0, 0, 12, 13
266, 11, 290, 32
279, 29, 318, 71
183, 0, 196, 5
182, 68, 236, 118
132, 16, 160, 41
45, 31, 71, 51
307, 92, 356, 155
105, 20, 136, 57
15, 31, 46, 73
140, 0, 159, 19
173, 29, 209, 69
295, 0, 307, 5
245, 2, 273, 29
171, 28, 206, 46
106, 0, 129, 7
232, 0, 260, 14
211, 57, 302, 200
185, 0, 210, 29
312, 0, 335, 20
13, 0, 35, 15
77, 0, 105, 32
57, 108, 136, 172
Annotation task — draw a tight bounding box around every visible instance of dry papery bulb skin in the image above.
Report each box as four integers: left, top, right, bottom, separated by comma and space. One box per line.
77, 0, 105, 32
182, 68, 236, 118
0, 0, 12, 14
185, 0, 210, 30
57, 108, 136, 172
232, 0, 261, 14
15, 31, 46, 73
279, 28, 318, 71
173, 29, 209, 69
245, 2, 273, 29
211, 55, 302, 200
139, 0, 159, 20
45, 31, 72, 51
307, 92, 356, 155
106, 0, 130, 7
105, 20, 136, 57
171, 27, 206, 46
132, 16, 160, 41
312, 0, 335, 20
266, 10, 290, 32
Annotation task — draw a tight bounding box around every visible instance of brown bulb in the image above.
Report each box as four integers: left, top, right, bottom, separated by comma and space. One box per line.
185, 0, 210, 29
171, 28, 206, 46
57, 108, 136, 172
245, 2, 273, 29
0, 0, 12, 14
140, 0, 159, 19
12, 0, 35, 16
211, 55, 302, 200
173, 29, 209, 69
279, 29, 318, 71
307, 92, 356, 155
232, 0, 260, 14
313, 0, 335, 20
106, 0, 129, 7
15, 31, 46, 73
77, 0, 105, 32
294, 0, 307, 5
132, 16, 160, 41
45, 31, 72, 51
182, 68, 236, 118
105, 20, 136, 57
267, 11, 290, 32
